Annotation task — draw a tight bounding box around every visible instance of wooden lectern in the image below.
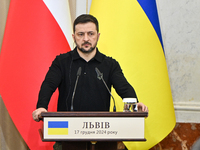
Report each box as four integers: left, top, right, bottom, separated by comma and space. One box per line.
40, 112, 148, 150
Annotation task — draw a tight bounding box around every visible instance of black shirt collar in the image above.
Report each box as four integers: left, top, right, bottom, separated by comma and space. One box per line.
71, 47, 104, 63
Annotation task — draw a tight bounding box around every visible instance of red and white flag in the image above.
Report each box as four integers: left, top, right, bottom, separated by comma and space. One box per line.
0, 0, 73, 149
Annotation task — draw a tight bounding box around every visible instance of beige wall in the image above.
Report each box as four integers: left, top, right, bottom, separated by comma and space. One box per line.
156, 0, 200, 123
0, 0, 10, 53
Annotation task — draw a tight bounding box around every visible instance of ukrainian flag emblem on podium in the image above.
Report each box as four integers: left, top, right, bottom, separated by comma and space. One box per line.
48, 121, 68, 135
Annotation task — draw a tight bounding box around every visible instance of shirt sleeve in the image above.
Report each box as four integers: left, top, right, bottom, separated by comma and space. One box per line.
36, 56, 62, 110
111, 60, 138, 101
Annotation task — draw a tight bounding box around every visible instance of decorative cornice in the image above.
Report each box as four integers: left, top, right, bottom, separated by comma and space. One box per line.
174, 102, 200, 111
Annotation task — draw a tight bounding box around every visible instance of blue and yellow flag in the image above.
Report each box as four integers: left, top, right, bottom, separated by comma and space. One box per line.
48, 121, 68, 135
90, 0, 176, 149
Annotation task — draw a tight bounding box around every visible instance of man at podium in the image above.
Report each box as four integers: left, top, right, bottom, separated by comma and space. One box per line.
32, 14, 148, 150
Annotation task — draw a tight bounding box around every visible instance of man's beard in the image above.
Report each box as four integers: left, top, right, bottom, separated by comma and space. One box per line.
75, 41, 97, 54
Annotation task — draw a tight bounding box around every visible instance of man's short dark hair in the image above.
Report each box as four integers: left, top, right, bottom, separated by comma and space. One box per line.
73, 14, 99, 33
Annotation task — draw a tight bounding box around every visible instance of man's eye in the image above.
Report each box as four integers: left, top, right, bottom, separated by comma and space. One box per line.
78, 33, 84, 36
89, 32, 94, 36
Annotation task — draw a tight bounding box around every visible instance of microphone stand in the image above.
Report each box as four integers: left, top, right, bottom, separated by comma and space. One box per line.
71, 67, 82, 111
95, 67, 116, 112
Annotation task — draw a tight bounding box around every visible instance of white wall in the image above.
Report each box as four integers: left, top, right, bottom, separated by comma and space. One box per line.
156, 0, 200, 123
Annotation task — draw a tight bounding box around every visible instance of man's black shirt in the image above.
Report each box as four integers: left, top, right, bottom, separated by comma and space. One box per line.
37, 47, 137, 111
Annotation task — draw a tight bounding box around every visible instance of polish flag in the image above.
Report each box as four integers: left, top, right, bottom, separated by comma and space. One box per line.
0, 0, 73, 149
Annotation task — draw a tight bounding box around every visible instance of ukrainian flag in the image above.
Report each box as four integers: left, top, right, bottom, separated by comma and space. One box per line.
48, 121, 68, 135
90, 0, 176, 149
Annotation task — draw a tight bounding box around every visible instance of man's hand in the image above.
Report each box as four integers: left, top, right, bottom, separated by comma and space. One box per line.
137, 102, 148, 112
32, 108, 47, 122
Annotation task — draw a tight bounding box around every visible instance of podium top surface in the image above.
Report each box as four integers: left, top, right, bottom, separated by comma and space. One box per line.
41, 111, 148, 118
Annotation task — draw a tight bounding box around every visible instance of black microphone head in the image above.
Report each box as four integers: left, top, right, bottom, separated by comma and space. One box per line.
77, 67, 82, 76
95, 67, 102, 80
95, 67, 99, 74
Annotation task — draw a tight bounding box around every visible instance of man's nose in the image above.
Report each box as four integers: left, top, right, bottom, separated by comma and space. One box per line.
83, 34, 89, 41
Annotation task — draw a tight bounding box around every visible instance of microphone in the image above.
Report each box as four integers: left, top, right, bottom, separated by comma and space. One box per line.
95, 67, 116, 112
71, 67, 82, 111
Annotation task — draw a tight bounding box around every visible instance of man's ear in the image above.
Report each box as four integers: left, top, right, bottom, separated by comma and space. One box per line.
97, 33, 100, 41
72, 34, 75, 41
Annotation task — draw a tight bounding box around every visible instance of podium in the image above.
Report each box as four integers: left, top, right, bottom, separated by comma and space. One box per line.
40, 112, 148, 150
